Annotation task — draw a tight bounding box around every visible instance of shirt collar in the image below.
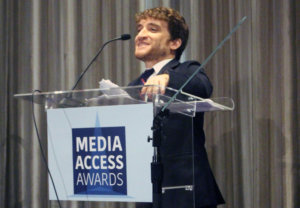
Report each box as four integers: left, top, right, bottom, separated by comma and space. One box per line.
145, 58, 173, 76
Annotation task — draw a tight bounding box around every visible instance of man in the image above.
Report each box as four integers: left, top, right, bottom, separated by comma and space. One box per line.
129, 7, 225, 208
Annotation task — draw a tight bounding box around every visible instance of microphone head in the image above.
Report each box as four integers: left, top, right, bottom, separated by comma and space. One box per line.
120, 34, 131, 40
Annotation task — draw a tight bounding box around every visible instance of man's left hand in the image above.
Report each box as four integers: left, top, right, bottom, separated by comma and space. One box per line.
141, 74, 169, 97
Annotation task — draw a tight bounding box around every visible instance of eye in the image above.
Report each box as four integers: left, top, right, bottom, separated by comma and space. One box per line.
136, 25, 143, 33
149, 26, 160, 33
150, 27, 157, 32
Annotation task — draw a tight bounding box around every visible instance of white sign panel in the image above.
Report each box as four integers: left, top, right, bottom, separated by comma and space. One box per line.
47, 104, 153, 202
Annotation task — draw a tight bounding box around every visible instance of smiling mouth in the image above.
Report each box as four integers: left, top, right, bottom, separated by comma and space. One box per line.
136, 42, 149, 47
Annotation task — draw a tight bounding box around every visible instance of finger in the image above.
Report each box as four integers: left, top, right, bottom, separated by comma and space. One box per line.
152, 85, 159, 95
146, 86, 153, 99
160, 74, 169, 94
141, 85, 148, 95
139, 91, 145, 100
156, 79, 166, 95
160, 84, 166, 94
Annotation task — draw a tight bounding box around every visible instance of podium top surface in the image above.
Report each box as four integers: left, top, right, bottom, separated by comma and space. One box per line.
14, 85, 234, 115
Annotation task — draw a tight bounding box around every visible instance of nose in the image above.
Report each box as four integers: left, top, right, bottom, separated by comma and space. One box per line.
135, 28, 147, 41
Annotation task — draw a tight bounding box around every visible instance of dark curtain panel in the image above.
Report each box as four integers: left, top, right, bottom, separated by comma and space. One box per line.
1, 0, 299, 208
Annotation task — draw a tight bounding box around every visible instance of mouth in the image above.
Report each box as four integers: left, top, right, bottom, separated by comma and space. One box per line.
136, 41, 150, 48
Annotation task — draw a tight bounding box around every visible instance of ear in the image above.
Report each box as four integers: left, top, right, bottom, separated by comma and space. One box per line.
169, 38, 182, 51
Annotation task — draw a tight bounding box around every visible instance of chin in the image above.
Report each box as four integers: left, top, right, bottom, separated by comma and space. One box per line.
135, 51, 147, 60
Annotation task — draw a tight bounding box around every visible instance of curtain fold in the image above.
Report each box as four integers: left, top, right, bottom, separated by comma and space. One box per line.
1, 0, 299, 207
0, 0, 8, 207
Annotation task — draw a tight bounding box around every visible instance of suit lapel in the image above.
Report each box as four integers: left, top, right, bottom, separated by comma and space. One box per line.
157, 59, 180, 75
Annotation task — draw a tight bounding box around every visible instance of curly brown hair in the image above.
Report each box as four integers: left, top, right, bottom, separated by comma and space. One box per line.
135, 7, 189, 60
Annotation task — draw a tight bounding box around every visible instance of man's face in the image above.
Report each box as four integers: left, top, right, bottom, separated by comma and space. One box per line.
135, 18, 178, 64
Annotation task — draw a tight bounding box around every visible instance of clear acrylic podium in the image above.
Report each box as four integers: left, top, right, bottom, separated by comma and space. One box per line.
14, 85, 234, 207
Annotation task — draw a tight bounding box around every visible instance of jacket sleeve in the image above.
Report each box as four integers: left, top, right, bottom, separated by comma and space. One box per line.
167, 61, 213, 99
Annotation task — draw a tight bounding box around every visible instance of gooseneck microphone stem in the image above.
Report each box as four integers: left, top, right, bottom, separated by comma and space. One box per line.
71, 34, 131, 90
59, 34, 130, 107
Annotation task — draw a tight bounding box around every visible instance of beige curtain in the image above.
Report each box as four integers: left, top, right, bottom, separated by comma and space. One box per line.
1, 0, 299, 207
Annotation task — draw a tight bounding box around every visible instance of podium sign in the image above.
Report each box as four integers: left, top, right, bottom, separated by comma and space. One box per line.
47, 104, 153, 202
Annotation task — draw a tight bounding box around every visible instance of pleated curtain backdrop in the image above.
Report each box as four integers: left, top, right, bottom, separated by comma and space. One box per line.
1, 0, 299, 208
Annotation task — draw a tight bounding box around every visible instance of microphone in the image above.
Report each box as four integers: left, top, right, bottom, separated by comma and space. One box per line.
71, 34, 131, 90
120, 34, 131, 40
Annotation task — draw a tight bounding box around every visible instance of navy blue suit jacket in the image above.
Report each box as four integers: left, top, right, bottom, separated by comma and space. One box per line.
130, 59, 225, 208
